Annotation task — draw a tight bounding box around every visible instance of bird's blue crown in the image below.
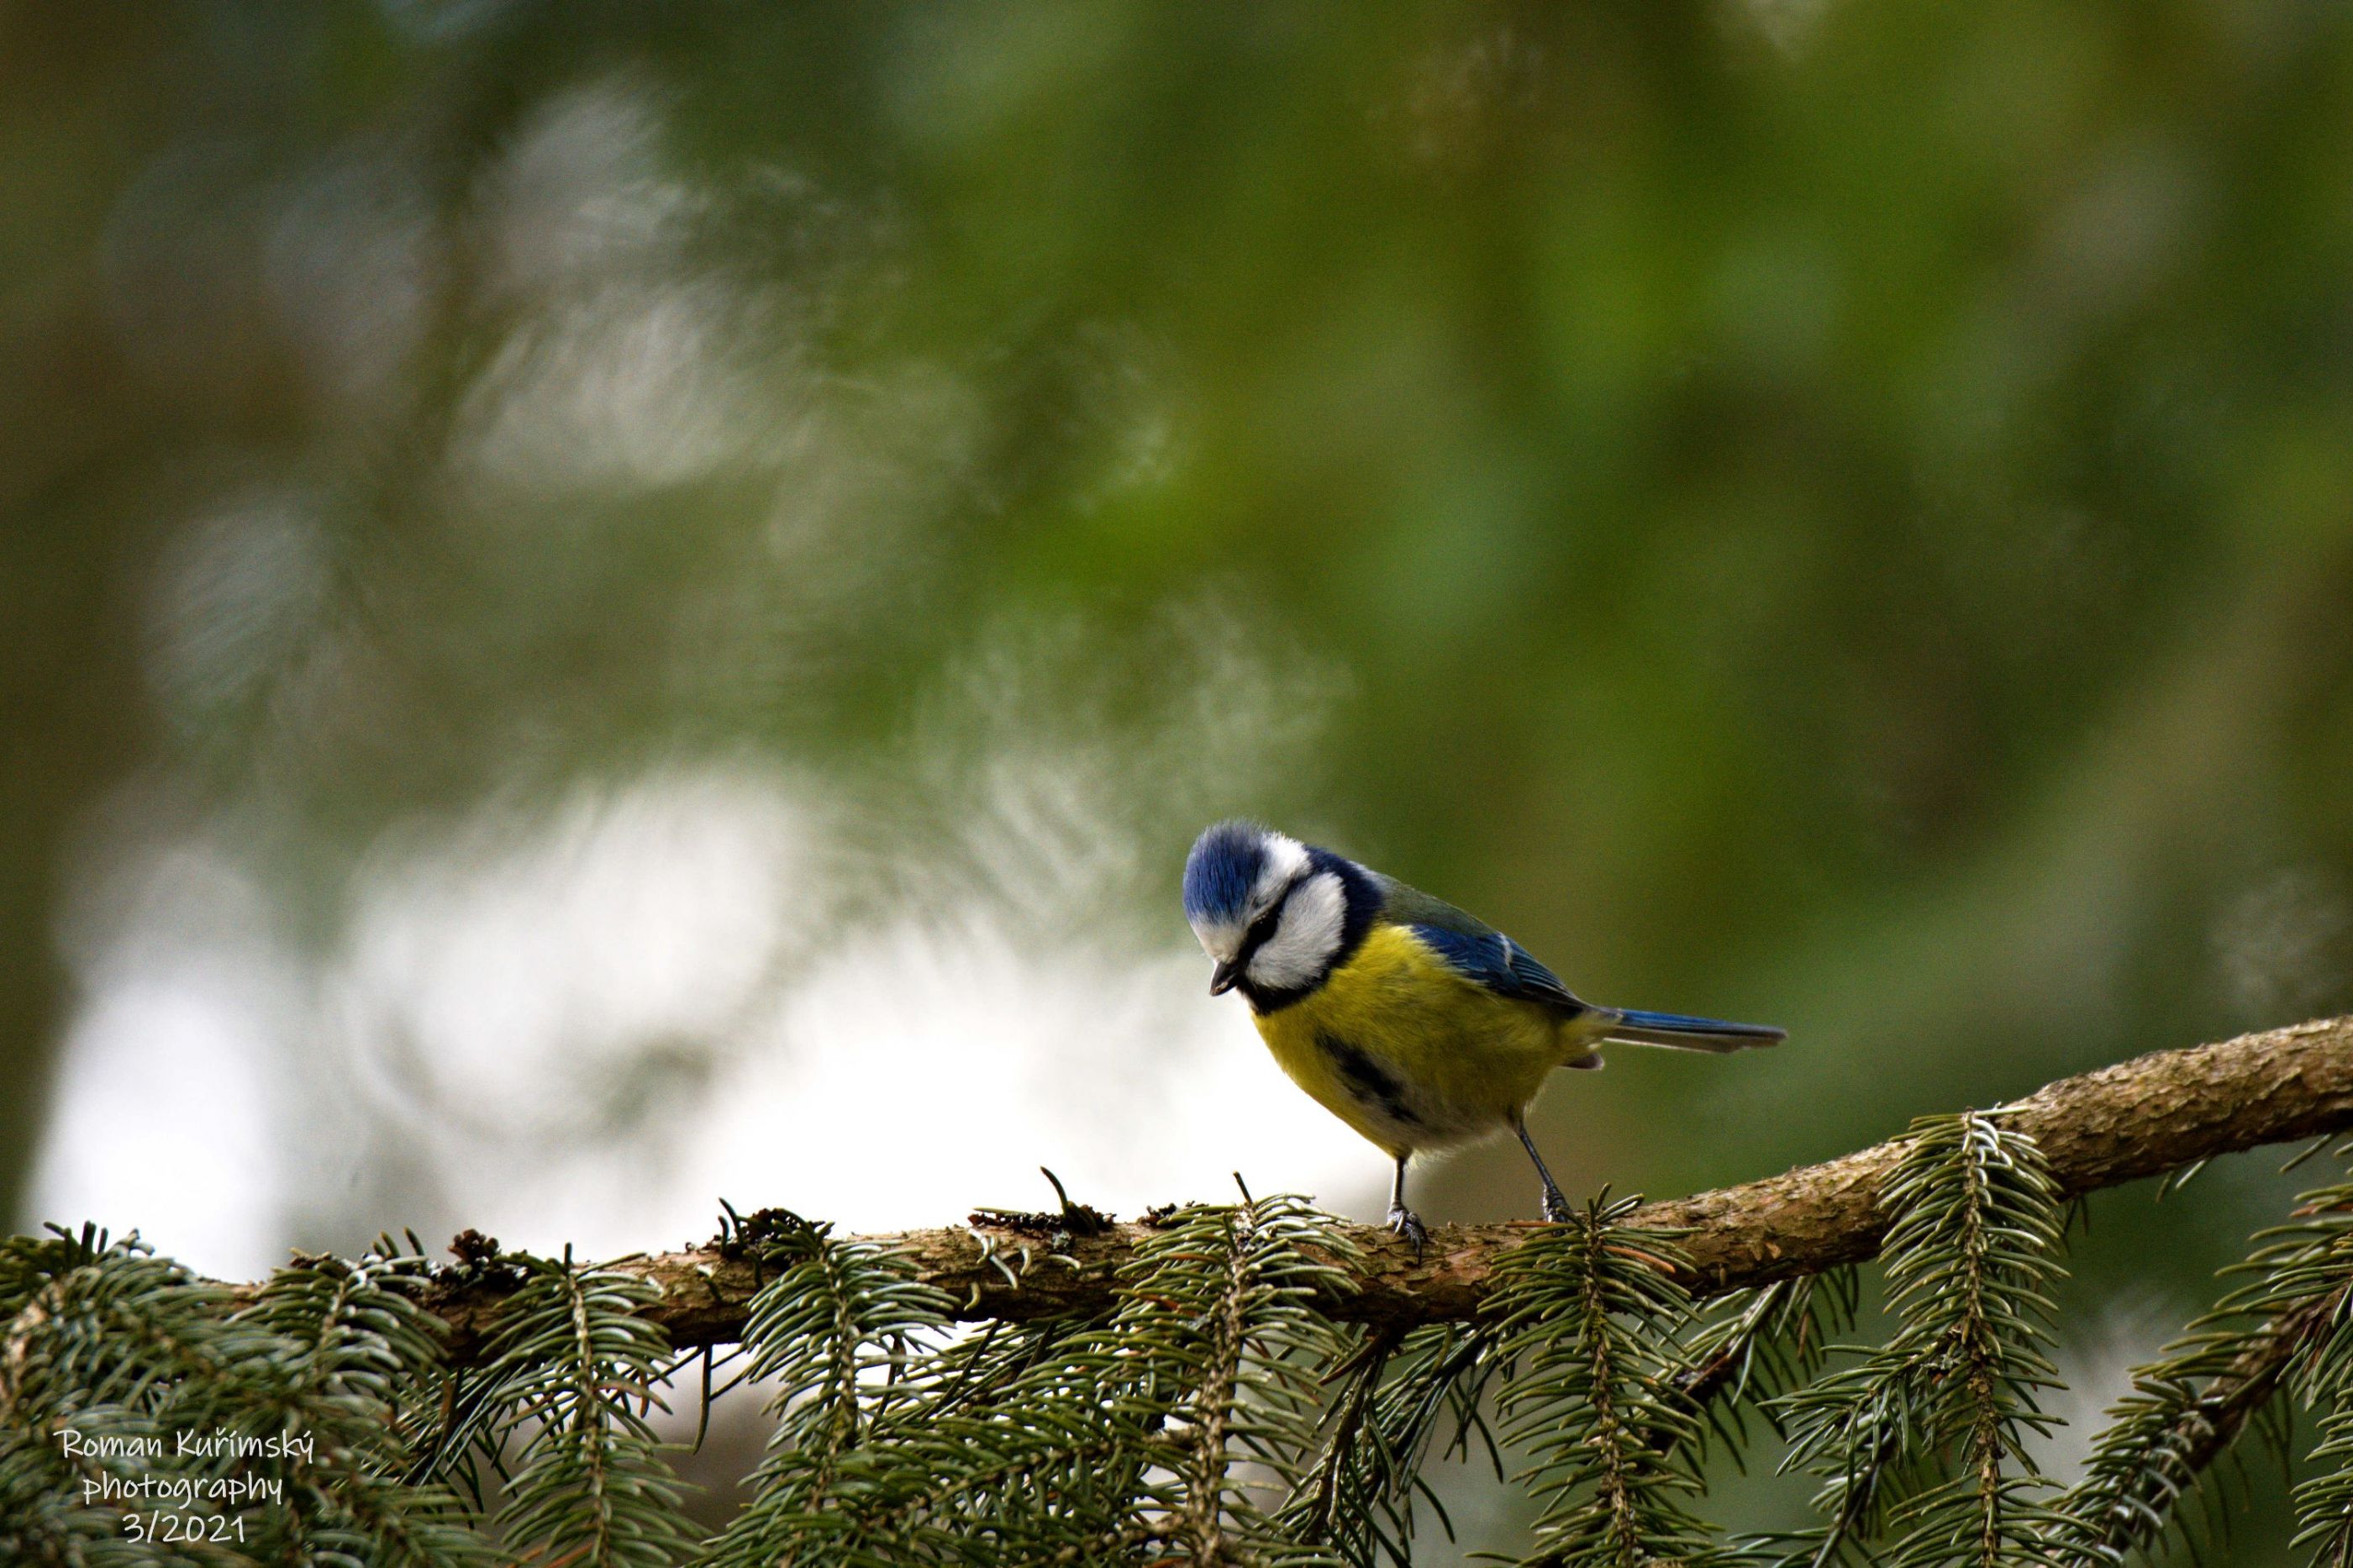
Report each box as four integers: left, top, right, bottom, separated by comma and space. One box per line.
1182, 820, 1271, 926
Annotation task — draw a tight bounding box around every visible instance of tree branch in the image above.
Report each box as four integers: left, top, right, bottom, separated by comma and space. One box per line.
406, 1015, 2353, 1360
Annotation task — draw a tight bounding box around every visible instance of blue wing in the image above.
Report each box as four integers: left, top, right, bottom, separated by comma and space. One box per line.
1366, 869, 1779, 1047
1403, 922, 1592, 1015
1366, 867, 1593, 1014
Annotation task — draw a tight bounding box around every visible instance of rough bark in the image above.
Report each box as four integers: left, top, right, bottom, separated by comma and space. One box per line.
410, 1015, 2353, 1360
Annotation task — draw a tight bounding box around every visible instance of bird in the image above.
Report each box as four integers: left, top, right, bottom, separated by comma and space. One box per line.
1182, 820, 1784, 1248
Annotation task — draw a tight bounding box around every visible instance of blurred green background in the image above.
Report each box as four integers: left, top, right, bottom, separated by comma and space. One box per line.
7, 0, 2353, 1553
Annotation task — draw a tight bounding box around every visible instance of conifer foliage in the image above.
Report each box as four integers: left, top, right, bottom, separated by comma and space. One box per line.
13, 1122, 2353, 1564
1770, 1113, 2075, 1567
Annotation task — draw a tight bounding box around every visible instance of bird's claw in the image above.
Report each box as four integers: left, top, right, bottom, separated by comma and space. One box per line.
1540, 1187, 1572, 1224
1387, 1203, 1429, 1256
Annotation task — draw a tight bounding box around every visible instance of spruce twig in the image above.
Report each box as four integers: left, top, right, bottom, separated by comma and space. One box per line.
1769, 1112, 2079, 1568
1491, 1194, 1728, 1568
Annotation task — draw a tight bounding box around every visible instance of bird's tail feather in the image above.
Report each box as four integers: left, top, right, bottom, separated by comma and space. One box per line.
1604, 1008, 1786, 1053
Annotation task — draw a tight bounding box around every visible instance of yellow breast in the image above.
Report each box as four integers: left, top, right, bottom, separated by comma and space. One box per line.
1250, 922, 1590, 1155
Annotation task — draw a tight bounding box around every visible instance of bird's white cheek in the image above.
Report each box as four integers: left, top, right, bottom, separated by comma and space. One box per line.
1245, 872, 1345, 991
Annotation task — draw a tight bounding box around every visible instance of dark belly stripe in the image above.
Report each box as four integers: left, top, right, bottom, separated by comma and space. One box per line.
1317, 1032, 1422, 1128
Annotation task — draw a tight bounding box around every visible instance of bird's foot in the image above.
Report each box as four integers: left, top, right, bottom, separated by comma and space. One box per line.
1540, 1183, 1572, 1224
1387, 1202, 1429, 1256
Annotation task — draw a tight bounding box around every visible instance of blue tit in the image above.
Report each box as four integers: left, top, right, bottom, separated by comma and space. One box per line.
1182, 820, 1783, 1246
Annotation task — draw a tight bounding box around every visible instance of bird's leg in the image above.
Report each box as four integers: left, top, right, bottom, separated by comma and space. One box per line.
1513, 1115, 1572, 1223
1386, 1152, 1428, 1255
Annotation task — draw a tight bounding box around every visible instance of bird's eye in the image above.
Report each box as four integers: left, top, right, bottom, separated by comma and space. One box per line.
1244, 905, 1282, 948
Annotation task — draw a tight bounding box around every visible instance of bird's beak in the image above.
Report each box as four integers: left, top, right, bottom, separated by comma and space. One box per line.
1209, 958, 1242, 996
